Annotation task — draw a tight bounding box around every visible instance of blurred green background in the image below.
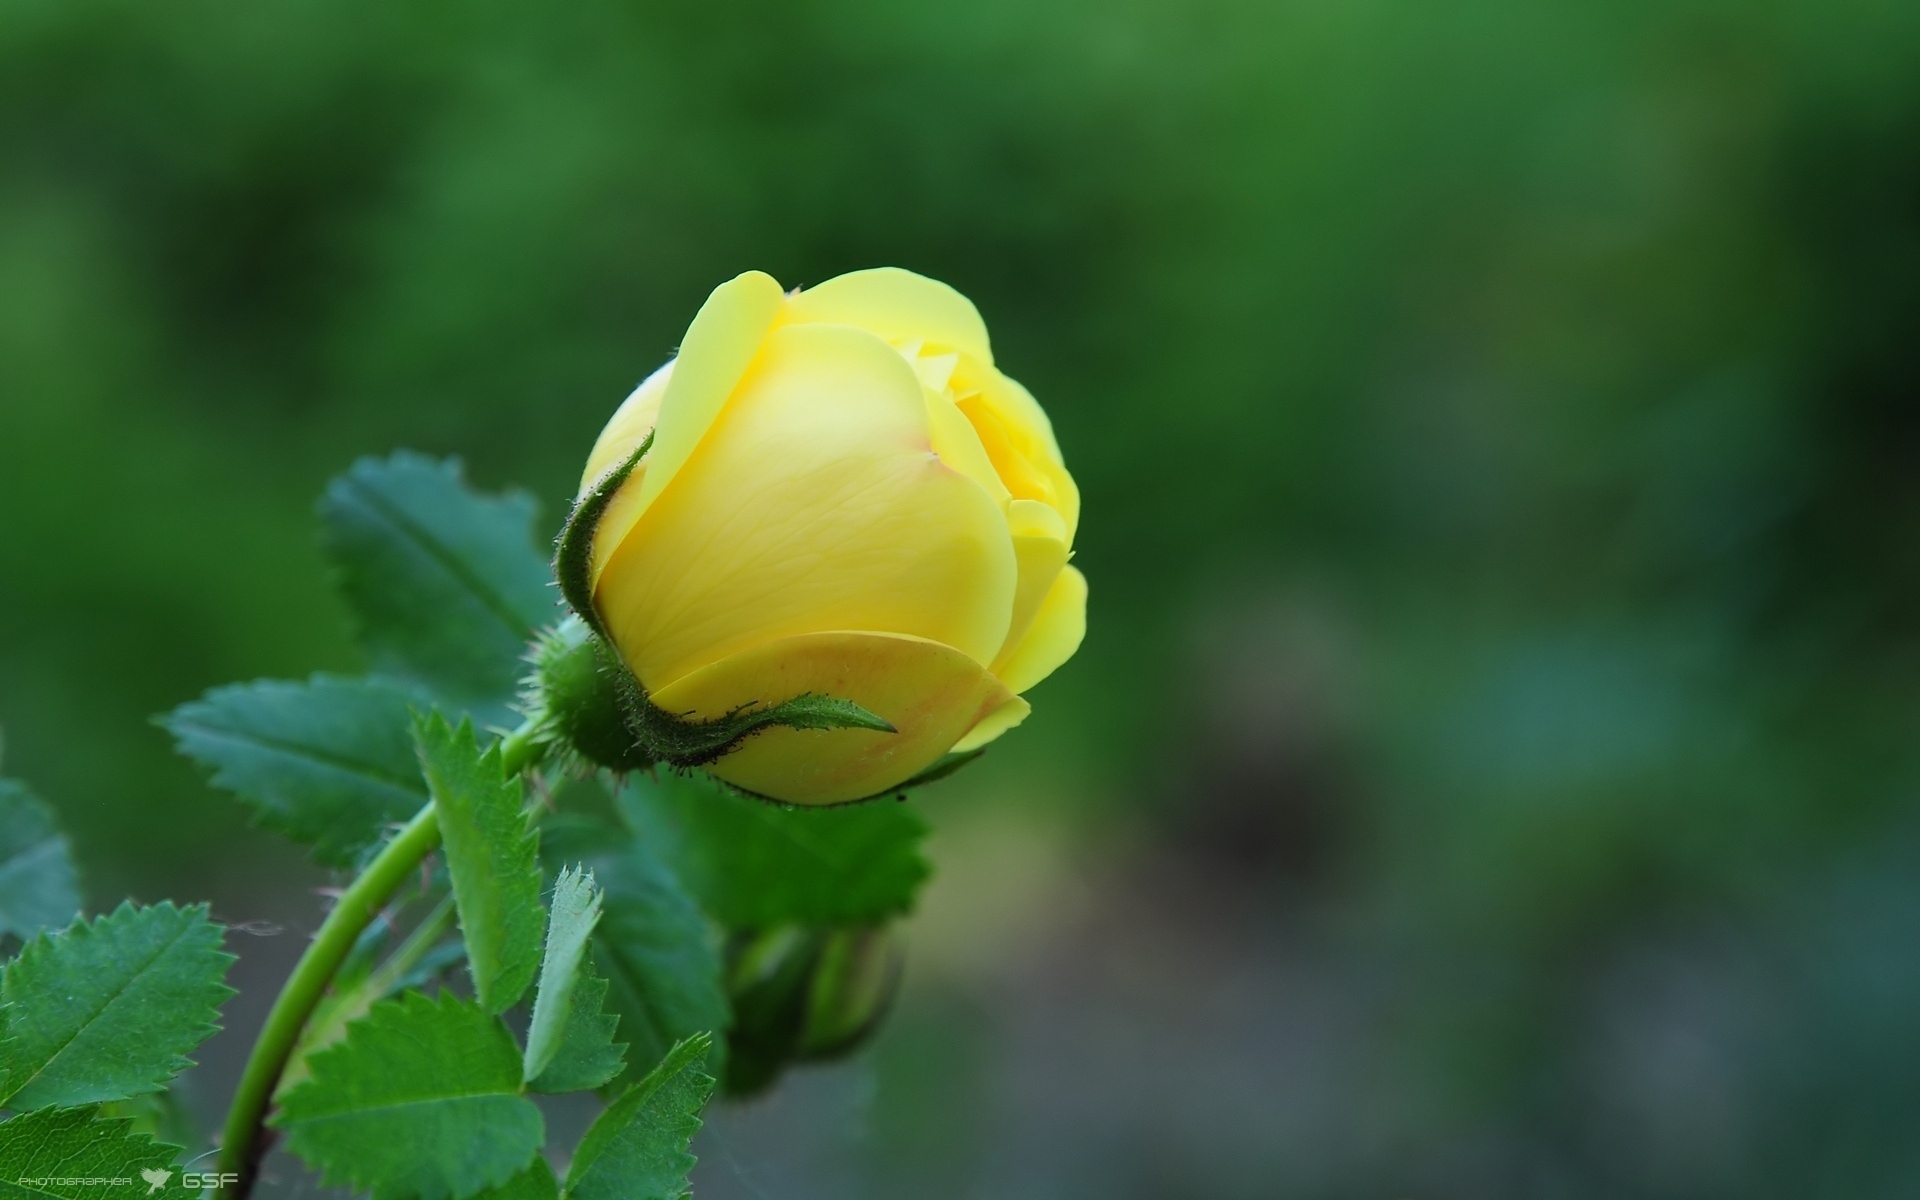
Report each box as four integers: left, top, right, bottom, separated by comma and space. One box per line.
4, 0, 1920, 1194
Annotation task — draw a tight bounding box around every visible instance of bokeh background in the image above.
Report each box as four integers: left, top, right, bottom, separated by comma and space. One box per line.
4, 0, 1920, 1195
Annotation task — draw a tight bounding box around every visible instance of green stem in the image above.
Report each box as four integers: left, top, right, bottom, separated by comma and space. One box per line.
218, 720, 546, 1193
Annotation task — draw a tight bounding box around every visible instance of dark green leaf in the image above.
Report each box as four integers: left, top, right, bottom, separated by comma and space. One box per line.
0, 780, 79, 940
319, 452, 554, 722
0, 902, 234, 1110
564, 1034, 714, 1200
590, 839, 728, 1084
275, 992, 543, 1200
0, 1107, 179, 1200
415, 715, 543, 1014
467, 1158, 558, 1200
161, 675, 426, 866
523, 866, 601, 1083
617, 772, 929, 928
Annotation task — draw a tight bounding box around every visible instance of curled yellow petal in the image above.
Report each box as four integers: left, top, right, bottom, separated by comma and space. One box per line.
629, 270, 787, 518
950, 694, 1031, 755
650, 631, 1017, 804
787, 267, 992, 363
924, 388, 1011, 509
597, 322, 1016, 688
956, 369, 1080, 544
993, 564, 1087, 695
998, 499, 1068, 665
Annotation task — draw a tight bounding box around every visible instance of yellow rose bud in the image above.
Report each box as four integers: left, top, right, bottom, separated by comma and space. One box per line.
570, 268, 1086, 804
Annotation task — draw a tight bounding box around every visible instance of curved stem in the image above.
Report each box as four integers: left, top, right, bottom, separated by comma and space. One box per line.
219, 721, 546, 1192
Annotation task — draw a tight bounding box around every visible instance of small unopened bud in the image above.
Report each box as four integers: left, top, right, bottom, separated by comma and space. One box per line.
720, 924, 904, 1096
796, 926, 903, 1060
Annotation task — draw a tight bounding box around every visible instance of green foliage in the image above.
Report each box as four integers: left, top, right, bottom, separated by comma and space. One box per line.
320, 453, 554, 723
282, 895, 463, 1097
720, 926, 902, 1097
523, 866, 602, 1084
0, 902, 233, 1111
590, 839, 729, 1084
162, 675, 426, 867
0, 1107, 179, 1200
527, 962, 626, 1095
467, 1159, 558, 1200
0, 780, 79, 941
275, 991, 544, 1200
719, 928, 820, 1098
618, 773, 930, 929
413, 715, 543, 1014
564, 1034, 715, 1200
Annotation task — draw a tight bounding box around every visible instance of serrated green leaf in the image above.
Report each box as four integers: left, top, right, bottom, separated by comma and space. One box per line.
589, 839, 728, 1085
281, 894, 462, 1098
0, 902, 234, 1110
617, 772, 929, 928
564, 1034, 714, 1200
468, 1158, 558, 1200
528, 961, 625, 1095
0, 780, 79, 940
415, 715, 544, 1014
275, 992, 543, 1200
524, 867, 602, 1083
161, 675, 427, 866
0, 1107, 179, 1200
319, 452, 554, 723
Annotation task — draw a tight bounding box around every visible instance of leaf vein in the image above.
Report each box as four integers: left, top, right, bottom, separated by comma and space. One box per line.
342, 475, 535, 641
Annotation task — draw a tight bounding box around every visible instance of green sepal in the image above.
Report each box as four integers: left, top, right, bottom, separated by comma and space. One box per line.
553, 434, 651, 646
545, 434, 895, 772
627, 690, 895, 770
